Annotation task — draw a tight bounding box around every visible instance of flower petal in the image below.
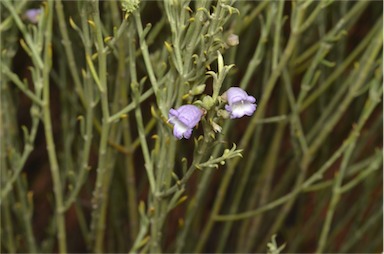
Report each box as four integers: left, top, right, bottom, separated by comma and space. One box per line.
172, 120, 190, 139
175, 105, 203, 128
226, 87, 249, 105
228, 101, 257, 119
224, 87, 257, 118
168, 105, 203, 139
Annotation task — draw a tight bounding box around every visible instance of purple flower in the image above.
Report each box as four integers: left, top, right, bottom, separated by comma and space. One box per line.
224, 87, 257, 119
24, 8, 42, 24
168, 105, 203, 139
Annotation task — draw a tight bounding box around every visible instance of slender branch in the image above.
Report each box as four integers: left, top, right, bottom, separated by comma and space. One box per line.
88, 1, 111, 252
108, 88, 154, 123
1, 64, 43, 106
316, 81, 382, 253
2, 0, 44, 69
41, 1, 67, 252
194, 3, 305, 251
55, 0, 85, 104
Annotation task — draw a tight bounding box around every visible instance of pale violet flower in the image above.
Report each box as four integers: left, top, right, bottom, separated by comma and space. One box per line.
168, 105, 203, 139
224, 87, 257, 119
24, 8, 42, 24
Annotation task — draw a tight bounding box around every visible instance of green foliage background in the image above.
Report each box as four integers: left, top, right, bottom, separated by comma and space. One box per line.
1, 0, 383, 253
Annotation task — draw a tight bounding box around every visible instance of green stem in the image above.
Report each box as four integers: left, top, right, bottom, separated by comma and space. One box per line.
133, 11, 160, 100
88, 1, 111, 252
111, 1, 139, 241
0, 139, 34, 204
300, 17, 381, 111
298, 0, 332, 33
0, 0, 28, 32
102, 19, 129, 54
339, 153, 382, 194
132, 92, 156, 193
307, 28, 382, 157
214, 84, 381, 223
292, 0, 368, 68
1, 64, 43, 106
271, 0, 284, 69
128, 24, 156, 195
108, 88, 154, 123
340, 208, 383, 252
15, 177, 37, 252
316, 83, 382, 253
302, 151, 382, 193
237, 96, 288, 253
41, 1, 67, 252
1, 197, 16, 252
237, 1, 269, 35
194, 3, 305, 252
63, 2, 95, 213
2, 0, 44, 69
74, 202, 91, 247
238, 7, 271, 90
55, 0, 85, 104
175, 136, 221, 252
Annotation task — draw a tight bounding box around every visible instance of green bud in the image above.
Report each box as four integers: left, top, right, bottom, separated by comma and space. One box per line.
122, 0, 140, 14
201, 95, 215, 110
190, 84, 206, 96
217, 51, 224, 74
227, 34, 239, 46
217, 109, 230, 119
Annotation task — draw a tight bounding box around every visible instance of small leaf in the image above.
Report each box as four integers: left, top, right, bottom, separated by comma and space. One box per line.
217, 51, 224, 73
87, 19, 96, 28
69, 17, 79, 30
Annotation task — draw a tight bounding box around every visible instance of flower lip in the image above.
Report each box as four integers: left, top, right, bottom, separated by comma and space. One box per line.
168, 105, 203, 139
224, 87, 257, 119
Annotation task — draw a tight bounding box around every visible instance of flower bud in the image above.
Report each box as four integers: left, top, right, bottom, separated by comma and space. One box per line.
201, 96, 215, 110
189, 84, 206, 96
227, 34, 239, 46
